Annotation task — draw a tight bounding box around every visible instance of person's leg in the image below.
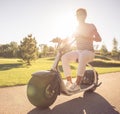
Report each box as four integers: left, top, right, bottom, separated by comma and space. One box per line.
61, 50, 79, 83
69, 50, 95, 92
76, 50, 95, 85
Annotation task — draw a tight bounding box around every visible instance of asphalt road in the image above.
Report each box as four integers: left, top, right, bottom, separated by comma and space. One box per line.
0, 72, 120, 114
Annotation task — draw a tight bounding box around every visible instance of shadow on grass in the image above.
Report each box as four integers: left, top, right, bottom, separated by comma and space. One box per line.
46, 57, 120, 67
46, 57, 55, 61
28, 92, 119, 114
0, 63, 23, 71
90, 61, 120, 67
0, 84, 27, 88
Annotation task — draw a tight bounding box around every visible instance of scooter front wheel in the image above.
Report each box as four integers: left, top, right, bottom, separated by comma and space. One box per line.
27, 71, 60, 109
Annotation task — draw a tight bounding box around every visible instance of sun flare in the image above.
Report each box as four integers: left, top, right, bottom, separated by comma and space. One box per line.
53, 13, 77, 40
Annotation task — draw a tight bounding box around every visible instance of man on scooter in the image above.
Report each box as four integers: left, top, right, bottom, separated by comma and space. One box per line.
61, 8, 102, 92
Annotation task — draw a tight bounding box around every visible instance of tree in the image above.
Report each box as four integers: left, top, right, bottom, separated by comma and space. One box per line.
0, 44, 11, 57
51, 37, 62, 49
48, 46, 54, 52
0, 42, 19, 58
39, 44, 49, 57
42, 44, 48, 57
100, 44, 108, 56
19, 34, 39, 65
118, 47, 120, 60
9, 42, 19, 58
111, 38, 118, 57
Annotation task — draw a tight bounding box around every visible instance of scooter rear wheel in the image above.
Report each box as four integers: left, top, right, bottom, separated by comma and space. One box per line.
86, 71, 98, 92
81, 70, 98, 92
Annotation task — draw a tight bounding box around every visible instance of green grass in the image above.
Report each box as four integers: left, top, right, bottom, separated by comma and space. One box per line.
0, 57, 120, 87
0, 58, 52, 87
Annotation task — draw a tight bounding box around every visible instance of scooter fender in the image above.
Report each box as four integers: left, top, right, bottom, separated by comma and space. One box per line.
31, 70, 59, 85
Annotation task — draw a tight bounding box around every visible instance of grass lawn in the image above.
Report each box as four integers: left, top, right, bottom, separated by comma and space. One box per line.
0, 57, 120, 87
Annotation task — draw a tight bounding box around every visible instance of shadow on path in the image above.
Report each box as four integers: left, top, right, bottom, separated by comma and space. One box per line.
28, 92, 119, 114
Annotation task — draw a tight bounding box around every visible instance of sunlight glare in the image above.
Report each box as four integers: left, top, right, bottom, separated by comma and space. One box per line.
53, 13, 77, 40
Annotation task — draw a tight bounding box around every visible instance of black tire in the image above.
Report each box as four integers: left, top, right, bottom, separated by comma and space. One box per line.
86, 71, 98, 92
27, 76, 60, 109
81, 70, 99, 92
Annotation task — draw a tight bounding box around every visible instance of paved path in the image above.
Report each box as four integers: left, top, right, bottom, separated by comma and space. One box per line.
0, 72, 120, 114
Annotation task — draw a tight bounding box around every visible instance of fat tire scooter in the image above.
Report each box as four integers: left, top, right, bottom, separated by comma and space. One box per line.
27, 41, 101, 109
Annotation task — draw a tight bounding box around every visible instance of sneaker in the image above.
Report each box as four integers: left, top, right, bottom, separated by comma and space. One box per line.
68, 82, 80, 92
66, 81, 72, 90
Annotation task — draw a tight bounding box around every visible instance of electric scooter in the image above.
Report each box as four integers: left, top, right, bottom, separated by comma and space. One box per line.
27, 40, 101, 109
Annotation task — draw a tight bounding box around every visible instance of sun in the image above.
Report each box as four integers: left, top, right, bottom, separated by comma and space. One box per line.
53, 13, 77, 40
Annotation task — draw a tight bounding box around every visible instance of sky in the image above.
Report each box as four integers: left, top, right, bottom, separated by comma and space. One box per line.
0, 0, 120, 51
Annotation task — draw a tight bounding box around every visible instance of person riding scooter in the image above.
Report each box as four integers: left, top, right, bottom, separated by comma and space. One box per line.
61, 8, 102, 92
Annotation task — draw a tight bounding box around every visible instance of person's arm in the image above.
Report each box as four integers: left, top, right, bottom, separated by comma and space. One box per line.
91, 24, 102, 42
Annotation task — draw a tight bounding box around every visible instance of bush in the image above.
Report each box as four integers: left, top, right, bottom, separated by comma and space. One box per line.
95, 55, 111, 61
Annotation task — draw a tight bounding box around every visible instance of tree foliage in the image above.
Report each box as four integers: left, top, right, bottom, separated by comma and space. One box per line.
111, 38, 118, 56
50, 37, 62, 44
0, 42, 19, 58
100, 44, 108, 56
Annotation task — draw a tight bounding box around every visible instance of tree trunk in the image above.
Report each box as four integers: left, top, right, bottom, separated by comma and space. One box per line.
27, 59, 31, 65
